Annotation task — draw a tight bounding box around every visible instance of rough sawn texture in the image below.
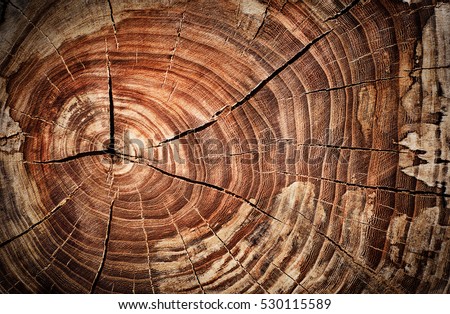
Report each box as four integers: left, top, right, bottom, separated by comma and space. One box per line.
0, 0, 449, 293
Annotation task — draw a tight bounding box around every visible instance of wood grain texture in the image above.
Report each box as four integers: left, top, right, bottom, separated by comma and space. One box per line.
0, 0, 449, 293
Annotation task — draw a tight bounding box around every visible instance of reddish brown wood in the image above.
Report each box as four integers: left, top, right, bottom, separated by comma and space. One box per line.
0, 0, 448, 293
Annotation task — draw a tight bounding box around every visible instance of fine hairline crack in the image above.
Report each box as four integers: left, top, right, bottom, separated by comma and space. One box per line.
323, 0, 361, 22
9, 0, 75, 81
90, 169, 117, 294
107, 0, 119, 49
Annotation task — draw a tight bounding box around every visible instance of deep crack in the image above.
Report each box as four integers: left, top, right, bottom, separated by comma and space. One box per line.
28, 150, 107, 164
157, 29, 333, 147
106, 42, 116, 154
117, 153, 284, 225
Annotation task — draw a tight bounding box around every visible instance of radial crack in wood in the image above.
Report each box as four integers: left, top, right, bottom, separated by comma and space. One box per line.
90, 177, 117, 294
157, 29, 332, 147
0, 0, 449, 294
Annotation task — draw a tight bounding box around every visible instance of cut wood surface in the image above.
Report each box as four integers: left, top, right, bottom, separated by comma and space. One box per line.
0, 0, 449, 293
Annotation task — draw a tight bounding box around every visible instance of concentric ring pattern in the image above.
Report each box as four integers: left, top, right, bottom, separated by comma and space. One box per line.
0, 0, 449, 293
